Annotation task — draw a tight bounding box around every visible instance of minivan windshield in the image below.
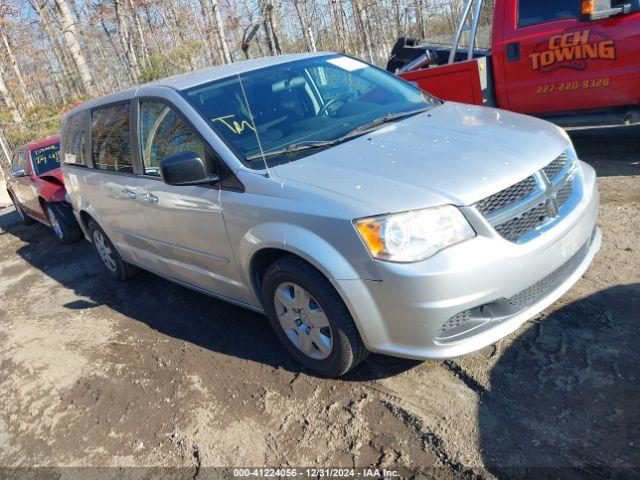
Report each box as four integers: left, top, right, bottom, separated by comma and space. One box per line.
30, 142, 61, 175
183, 55, 438, 168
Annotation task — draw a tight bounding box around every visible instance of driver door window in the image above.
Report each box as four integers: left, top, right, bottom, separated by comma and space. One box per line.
139, 101, 211, 176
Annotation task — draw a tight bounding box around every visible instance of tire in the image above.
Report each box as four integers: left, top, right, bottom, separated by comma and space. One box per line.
262, 255, 368, 377
9, 192, 35, 225
46, 202, 83, 244
87, 219, 139, 281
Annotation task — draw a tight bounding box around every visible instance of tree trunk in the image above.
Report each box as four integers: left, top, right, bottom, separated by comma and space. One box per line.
0, 63, 22, 123
293, 0, 316, 52
211, 0, 233, 63
352, 0, 373, 62
53, 0, 95, 95
1, 32, 34, 108
114, 0, 142, 83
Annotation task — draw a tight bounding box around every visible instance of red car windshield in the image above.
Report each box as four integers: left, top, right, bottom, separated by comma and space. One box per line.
30, 142, 61, 175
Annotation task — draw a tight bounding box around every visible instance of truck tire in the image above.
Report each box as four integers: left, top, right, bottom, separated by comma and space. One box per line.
87, 219, 139, 281
262, 255, 368, 377
46, 202, 83, 244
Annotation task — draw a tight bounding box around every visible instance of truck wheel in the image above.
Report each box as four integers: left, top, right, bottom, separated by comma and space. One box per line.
46, 203, 83, 244
9, 193, 34, 225
87, 219, 139, 281
262, 255, 368, 377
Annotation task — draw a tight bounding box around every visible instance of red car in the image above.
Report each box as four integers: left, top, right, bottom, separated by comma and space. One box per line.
5, 136, 82, 244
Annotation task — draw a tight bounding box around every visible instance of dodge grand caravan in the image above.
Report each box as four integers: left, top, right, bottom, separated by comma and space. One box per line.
61, 53, 600, 377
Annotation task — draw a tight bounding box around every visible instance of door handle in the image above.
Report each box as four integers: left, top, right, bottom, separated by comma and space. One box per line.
121, 188, 137, 199
140, 192, 158, 204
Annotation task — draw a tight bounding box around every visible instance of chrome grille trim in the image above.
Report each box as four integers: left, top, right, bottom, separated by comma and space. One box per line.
475, 176, 538, 216
542, 152, 569, 181
474, 150, 579, 243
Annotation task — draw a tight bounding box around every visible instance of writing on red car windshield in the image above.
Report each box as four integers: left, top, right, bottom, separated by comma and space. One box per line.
31, 142, 61, 175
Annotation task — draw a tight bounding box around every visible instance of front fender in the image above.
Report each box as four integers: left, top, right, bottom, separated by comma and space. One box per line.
237, 222, 372, 285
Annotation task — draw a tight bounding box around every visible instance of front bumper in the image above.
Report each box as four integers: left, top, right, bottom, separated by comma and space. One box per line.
335, 161, 601, 360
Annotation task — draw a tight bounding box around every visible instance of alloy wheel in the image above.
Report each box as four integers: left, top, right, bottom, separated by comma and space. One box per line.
92, 229, 117, 272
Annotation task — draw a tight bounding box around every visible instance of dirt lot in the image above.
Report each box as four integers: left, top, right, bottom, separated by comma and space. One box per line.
0, 128, 638, 479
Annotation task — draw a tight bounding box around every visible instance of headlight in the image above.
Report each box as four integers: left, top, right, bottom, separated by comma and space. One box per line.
354, 206, 475, 263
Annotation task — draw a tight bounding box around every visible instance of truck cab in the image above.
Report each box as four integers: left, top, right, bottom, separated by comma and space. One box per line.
393, 0, 640, 128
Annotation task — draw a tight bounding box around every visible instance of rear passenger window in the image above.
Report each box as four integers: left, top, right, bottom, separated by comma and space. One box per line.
91, 104, 133, 173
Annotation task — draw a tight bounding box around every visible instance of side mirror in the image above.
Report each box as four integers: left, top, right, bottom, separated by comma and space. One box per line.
581, 0, 633, 20
11, 168, 27, 178
159, 151, 219, 187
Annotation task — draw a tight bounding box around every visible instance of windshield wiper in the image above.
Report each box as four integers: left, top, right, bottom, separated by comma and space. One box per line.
245, 107, 431, 162
246, 140, 337, 161
337, 107, 431, 141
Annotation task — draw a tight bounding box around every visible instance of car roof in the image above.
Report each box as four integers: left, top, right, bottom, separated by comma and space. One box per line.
65, 52, 334, 118
19, 136, 60, 153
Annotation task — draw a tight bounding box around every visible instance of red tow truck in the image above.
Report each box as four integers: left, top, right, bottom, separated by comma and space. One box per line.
389, 0, 640, 128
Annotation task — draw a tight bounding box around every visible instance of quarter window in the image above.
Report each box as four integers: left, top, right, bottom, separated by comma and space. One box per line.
62, 111, 88, 166
518, 0, 580, 27
139, 101, 210, 177
91, 104, 133, 173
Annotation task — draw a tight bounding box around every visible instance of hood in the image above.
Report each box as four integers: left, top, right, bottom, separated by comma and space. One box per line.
273, 102, 569, 213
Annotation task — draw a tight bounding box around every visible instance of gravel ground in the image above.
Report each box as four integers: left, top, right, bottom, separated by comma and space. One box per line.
0, 128, 638, 479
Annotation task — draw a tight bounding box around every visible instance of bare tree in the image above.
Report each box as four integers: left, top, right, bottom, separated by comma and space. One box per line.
113, 0, 142, 82
52, 0, 95, 95
293, 0, 316, 52
0, 61, 22, 123
0, 30, 34, 108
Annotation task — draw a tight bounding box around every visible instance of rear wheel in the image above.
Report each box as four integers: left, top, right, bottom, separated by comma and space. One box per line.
87, 219, 139, 280
262, 255, 368, 377
46, 203, 82, 244
10, 193, 34, 225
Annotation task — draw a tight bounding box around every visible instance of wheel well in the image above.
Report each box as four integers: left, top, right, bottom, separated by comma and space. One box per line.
250, 248, 320, 303
78, 210, 94, 234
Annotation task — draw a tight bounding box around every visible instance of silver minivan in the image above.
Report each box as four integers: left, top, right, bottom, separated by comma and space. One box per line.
61, 53, 600, 377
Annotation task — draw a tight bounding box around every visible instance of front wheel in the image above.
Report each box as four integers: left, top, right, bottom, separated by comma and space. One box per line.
262, 256, 368, 377
46, 203, 83, 244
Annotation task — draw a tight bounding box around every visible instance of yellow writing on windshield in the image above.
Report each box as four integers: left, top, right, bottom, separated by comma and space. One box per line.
211, 115, 256, 135
32, 144, 60, 165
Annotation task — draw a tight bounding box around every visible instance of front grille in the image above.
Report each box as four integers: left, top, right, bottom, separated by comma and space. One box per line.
555, 179, 573, 207
494, 202, 548, 242
542, 153, 569, 181
475, 176, 538, 216
504, 239, 589, 307
475, 151, 578, 243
